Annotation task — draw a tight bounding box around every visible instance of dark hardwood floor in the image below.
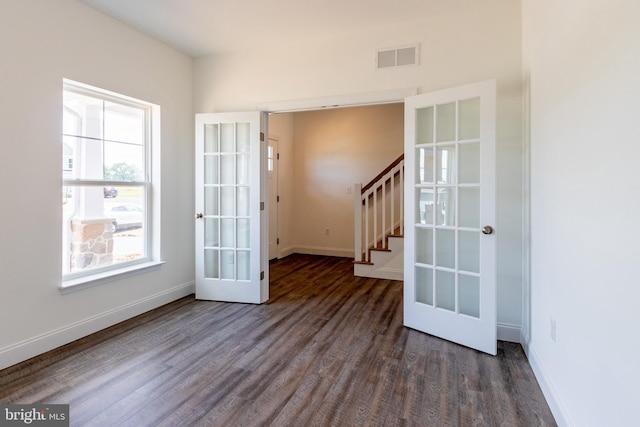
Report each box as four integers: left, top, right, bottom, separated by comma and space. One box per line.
0, 254, 556, 426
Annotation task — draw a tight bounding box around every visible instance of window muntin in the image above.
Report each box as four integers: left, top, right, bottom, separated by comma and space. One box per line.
62, 80, 154, 280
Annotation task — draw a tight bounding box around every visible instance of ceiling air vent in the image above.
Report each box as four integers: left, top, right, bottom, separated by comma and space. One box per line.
376, 44, 419, 69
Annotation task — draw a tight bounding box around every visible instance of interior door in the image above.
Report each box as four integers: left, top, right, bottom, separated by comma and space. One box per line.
404, 80, 497, 355
268, 136, 279, 260
195, 111, 268, 303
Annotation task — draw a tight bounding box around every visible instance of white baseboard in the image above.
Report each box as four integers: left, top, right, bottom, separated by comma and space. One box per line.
523, 342, 572, 427
286, 246, 353, 258
497, 322, 521, 343
0, 281, 195, 371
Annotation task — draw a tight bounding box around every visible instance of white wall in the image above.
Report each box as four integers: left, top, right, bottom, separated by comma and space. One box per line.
524, 0, 640, 425
195, 0, 524, 330
0, 0, 194, 369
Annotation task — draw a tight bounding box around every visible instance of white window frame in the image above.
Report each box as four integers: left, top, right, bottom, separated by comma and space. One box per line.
60, 79, 163, 292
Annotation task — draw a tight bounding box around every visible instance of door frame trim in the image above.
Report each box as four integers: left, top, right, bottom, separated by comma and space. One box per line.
257, 88, 418, 113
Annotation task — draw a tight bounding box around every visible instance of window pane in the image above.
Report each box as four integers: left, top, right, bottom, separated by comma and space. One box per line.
415, 266, 433, 305
436, 102, 456, 142
63, 136, 103, 180
237, 123, 250, 153
104, 141, 144, 181
62, 81, 154, 280
63, 91, 103, 139
63, 185, 146, 274
417, 188, 434, 225
436, 270, 456, 311
416, 106, 434, 145
104, 101, 145, 145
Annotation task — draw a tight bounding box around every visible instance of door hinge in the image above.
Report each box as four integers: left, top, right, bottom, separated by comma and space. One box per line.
260, 132, 265, 141
277, 238, 280, 245
277, 153, 280, 160
277, 195, 280, 202
260, 202, 265, 211
260, 271, 265, 280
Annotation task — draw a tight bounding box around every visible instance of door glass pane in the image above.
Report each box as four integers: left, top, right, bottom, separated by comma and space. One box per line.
220, 218, 234, 247
204, 155, 218, 184
237, 154, 249, 185
416, 227, 433, 265
437, 145, 456, 184
436, 270, 455, 311
459, 231, 480, 273
204, 218, 219, 247
459, 187, 480, 228
220, 187, 234, 216
204, 249, 219, 279
416, 106, 434, 145
237, 219, 250, 248
204, 124, 218, 153
415, 266, 433, 305
417, 188, 434, 225
237, 123, 250, 153
220, 154, 235, 185
459, 143, 480, 184
237, 186, 250, 217
205, 186, 219, 216
436, 102, 456, 142
459, 98, 480, 140
220, 123, 235, 153
418, 147, 434, 184
459, 274, 480, 318
237, 250, 250, 280
436, 229, 455, 268
221, 250, 235, 279
436, 187, 455, 226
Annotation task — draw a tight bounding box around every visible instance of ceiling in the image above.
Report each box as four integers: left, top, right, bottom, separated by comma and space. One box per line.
79, 0, 442, 57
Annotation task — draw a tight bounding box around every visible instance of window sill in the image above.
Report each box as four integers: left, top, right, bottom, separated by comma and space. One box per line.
59, 261, 166, 294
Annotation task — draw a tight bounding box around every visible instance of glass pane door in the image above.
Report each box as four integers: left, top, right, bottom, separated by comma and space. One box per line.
195, 112, 267, 304
404, 80, 496, 355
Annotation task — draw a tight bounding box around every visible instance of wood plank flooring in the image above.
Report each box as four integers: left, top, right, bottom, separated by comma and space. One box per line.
0, 254, 556, 426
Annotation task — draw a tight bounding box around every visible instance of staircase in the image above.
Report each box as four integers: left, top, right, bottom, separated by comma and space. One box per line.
353, 155, 404, 281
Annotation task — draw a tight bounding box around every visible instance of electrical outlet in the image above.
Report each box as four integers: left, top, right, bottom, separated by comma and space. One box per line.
550, 318, 556, 342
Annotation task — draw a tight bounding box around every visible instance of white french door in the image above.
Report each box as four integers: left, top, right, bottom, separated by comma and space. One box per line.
195, 112, 268, 303
404, 80, 497, 355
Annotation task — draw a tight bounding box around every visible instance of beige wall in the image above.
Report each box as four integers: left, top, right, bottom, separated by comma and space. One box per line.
290, 104, 403, 256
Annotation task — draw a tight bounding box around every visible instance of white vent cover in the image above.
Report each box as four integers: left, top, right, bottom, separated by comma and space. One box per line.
376, 44, 419, 69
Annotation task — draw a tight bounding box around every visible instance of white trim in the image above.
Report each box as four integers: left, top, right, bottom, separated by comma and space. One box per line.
497, 322, 521, 343
523, 343, 572, 427
257, 88, 418, 113
0, 282, 194, 371
60, 261, 165, 293
287, 246, 354, 259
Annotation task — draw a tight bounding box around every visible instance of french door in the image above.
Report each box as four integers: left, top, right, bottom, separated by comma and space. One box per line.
195, 112, 268, 303
404, 80, 497, 355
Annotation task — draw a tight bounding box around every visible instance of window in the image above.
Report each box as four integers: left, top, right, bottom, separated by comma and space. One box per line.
62, 80, 159, 284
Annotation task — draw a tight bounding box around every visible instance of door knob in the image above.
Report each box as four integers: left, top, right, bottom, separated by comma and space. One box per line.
195, 213, 203, 219
482, 225, 494, 235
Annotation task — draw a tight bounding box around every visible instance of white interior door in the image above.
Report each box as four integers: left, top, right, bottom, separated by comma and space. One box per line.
195, 111, 268, 303
268, 136, 279, 260
404, 80, 497, 355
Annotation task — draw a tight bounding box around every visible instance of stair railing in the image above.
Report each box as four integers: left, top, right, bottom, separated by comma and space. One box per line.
354, 154, 404, 263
